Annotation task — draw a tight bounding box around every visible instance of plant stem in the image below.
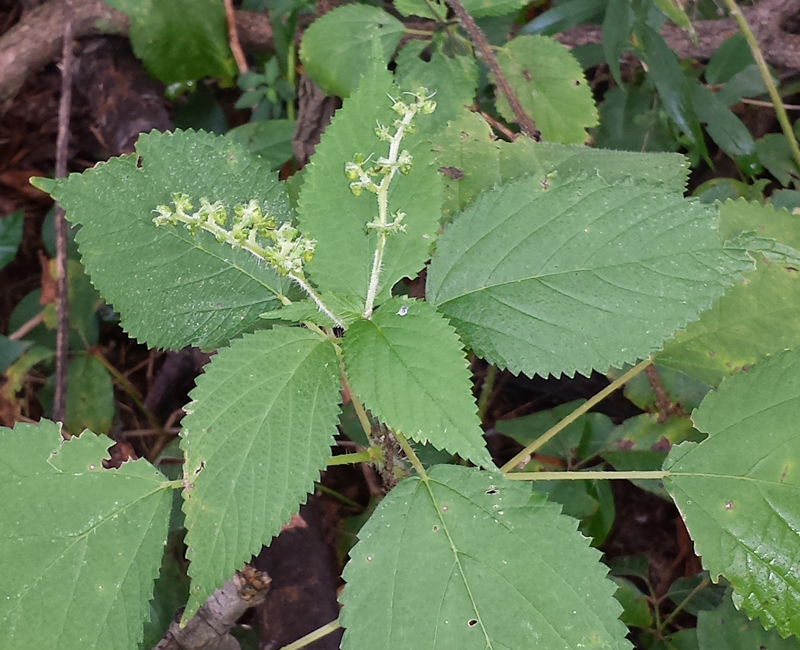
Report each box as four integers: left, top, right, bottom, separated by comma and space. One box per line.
340, 370, 373, 438
394, 431, 428, 480
505, 470, 668, 481
658, 578, 708, 631
327, 450, 373, 466
444, 0, 540, 140
500, 357, 653, 473
287, 272, 345, 329
720, 0, 800, 174
277, 619, 341, 650
314, 482, 363, 509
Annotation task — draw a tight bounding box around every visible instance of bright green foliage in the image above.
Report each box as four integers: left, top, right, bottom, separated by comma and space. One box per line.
0, 420, 172, 650
339, 465, 630, 650
104, 0, 235, 84
664, 349, 800, 638
180, 328, 340, 619
298, 59, 442, 301
64, 354, 115, 436
495, 35, 599, 144
260, 293, 365, 327
396, 41, 479, 131
0, 210, 23, 269
427, 174, 753, 378
658, 200, 800, 385
299, 5, 405, 98
696, 592, 800, 649
343, 297, 493, 468
33, 130, 293, 351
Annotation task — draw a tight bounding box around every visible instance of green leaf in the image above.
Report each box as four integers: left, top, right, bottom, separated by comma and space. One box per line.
756, 133, 800, 187
496, 35, 599, 144
0, 335, 30, 375
696, 590, 800, 649
667, 574, 726, 616
343, 297, 492, 468
107, 0, 235, 84
299, 5, 404, 98
705, 34, 755, 86
657, 199, 800, 385
602, 0, 634, 85
260, 293, 364, 327
298, 58, 442, 301
226, 119, 296, 170
393, 0, 446, 19
635, 23, 708, 162
396, 40, 479, 131
652, 0, 695, 38
181, 327, 340, 619
340, 465, 630, 650
33, 129, 292, 351
522, 0, 607, 36
594, 85, 679, 153
427, 175, 753, 378
612, 577, 653, 628
691, 83, 755, 158
461, 0, 529, 18
619, 364, 711, 413
664, 348, 800, 637
63, 354, 116, 436
432, 111, 503, 222
0, 210, 23, 270
0, 420, 172, 650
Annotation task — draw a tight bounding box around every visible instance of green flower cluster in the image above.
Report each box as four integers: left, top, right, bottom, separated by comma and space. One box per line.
153, 193, 315, 276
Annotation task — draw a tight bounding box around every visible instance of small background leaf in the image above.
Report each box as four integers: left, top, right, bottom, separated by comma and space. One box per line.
496, 35, 599, 144
180, 327, 340, 619
340, 465, 630, 649
299, 5, 404, 98
0, 210, 23, 270
0, 421, 172, 650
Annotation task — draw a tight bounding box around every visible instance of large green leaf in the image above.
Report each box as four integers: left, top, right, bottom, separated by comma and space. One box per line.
657, 200, 800, 385
299, 5, 404, 98
461, 0, 529, 18
664, 348, 800, 638
64, 354, 115, 436
495, 35, 599, 144
342, 297, 492, 468
33, 129, 292, 351
696, 591, 800, 649
298, 58, 442, 302
427, 175, 753, 378
0, 420, 172, 650
340, 465, 630, 649
106, 0, 235, 84
180, 327, 341, 618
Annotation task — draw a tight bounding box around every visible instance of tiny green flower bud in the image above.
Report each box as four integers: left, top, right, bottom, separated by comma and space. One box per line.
344, 161, 361, 181
422, 99, 437, 114
350, 182, 364, 197
375, 123, 391, 141
172, 192, 193, 215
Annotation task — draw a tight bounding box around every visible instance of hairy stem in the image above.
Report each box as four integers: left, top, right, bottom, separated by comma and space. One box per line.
327, 450, 374, 466
500, 358, 653, 473
288, 272, 345, 328
720, 0, 800, 174
394, 431, 428, 480
444, 0, 540, 140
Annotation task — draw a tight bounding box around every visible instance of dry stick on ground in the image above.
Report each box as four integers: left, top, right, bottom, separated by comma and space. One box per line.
52, 0, 73, 425
444, 0, 540, 140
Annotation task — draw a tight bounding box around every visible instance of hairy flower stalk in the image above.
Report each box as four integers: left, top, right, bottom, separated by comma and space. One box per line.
345, 88, 436, 318
152, 194, 345, 328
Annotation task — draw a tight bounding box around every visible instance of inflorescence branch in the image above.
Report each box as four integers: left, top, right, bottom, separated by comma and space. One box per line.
152, 194, 345, 329
345, 87, 436, 319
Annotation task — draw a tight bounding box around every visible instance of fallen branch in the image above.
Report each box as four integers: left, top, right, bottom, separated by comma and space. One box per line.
154, 565, 271, 650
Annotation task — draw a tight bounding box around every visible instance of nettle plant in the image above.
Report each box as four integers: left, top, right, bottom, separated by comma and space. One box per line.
3, 41, 800, 650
